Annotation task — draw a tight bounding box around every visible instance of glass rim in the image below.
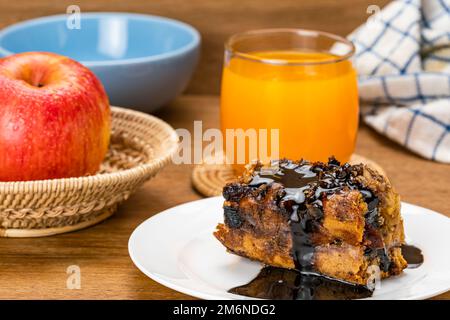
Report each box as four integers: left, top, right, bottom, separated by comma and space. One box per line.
225, 28, 356, 66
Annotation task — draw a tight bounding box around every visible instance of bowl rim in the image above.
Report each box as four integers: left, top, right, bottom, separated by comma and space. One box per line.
0, 12, 201, 67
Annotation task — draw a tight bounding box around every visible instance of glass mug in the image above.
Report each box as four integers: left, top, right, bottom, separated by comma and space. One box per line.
220, 29, 359, 172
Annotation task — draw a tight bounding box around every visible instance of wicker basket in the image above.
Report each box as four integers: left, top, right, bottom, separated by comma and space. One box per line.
0, 106, 178, 237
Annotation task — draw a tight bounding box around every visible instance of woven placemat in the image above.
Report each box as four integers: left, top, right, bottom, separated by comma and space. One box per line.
192, 154, 386, 197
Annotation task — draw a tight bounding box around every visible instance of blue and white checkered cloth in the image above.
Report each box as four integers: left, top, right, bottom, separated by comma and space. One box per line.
348, 0, 450, 163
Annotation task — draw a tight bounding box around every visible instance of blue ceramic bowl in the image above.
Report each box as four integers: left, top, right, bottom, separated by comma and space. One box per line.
0, 13, 200, 112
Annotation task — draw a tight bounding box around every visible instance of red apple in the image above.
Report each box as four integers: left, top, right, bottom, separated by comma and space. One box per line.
0, 52, 110, 181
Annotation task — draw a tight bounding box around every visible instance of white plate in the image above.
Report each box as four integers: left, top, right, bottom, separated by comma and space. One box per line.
128, 196, 450, 300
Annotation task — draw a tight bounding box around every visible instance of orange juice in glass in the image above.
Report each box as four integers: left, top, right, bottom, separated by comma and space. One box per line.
220, 29, 359, 171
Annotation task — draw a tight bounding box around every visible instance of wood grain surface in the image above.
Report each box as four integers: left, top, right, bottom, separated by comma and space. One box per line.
0, 0, 390, 94
0, 95, 448, 300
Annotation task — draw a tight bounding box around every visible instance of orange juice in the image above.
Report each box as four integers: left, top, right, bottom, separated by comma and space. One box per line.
220, 51, 359, 166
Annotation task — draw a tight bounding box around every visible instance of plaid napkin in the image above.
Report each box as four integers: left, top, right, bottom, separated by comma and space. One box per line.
348, 0, 450, 163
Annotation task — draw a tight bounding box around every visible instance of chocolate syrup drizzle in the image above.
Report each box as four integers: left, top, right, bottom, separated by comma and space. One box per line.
248, 157, 382, 273
229, 244, 423, 300
226, 158, 423, 299
230, 267, 373, 300
401, 244, 424, 268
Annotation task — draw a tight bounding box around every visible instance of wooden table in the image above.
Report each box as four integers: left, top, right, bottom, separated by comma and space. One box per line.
0, 95, 448, 299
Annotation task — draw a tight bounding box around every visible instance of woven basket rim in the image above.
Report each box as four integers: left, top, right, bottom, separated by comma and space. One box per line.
0, 106, 179, 192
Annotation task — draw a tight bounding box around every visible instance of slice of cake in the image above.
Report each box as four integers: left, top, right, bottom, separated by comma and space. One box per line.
214, 157, 407, 286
